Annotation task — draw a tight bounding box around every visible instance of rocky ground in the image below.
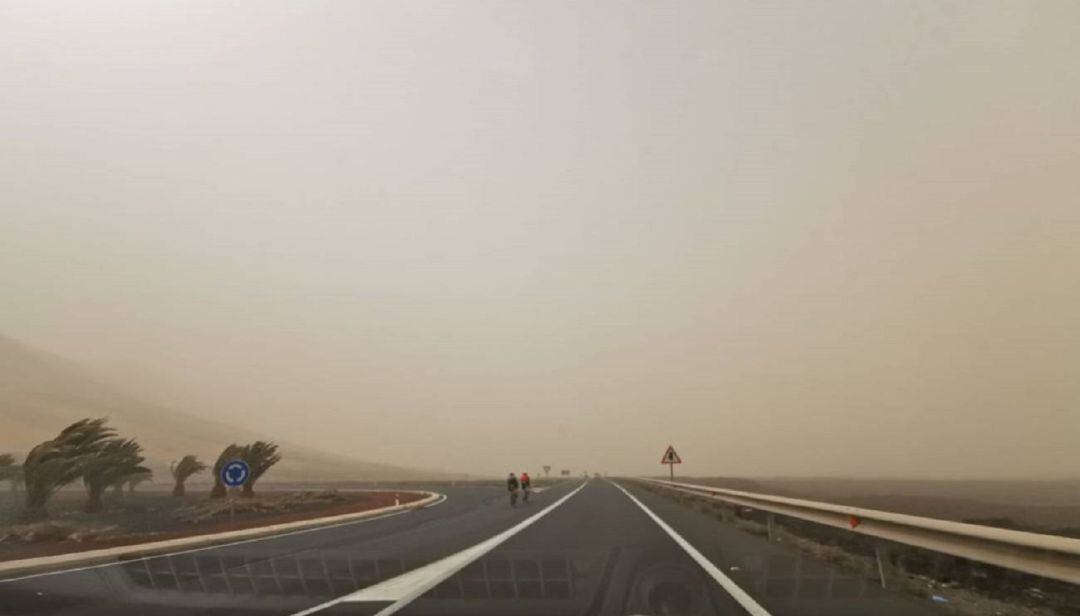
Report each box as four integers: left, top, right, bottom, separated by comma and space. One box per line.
685, 476, 1080, 536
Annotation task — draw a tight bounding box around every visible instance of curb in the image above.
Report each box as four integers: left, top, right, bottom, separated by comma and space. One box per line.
0, 491, 440, 580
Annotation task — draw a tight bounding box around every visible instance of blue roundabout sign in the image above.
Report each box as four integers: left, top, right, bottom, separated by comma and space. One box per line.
221, 459, 250, 488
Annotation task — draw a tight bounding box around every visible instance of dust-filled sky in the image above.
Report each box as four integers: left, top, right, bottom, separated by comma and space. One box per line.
2, 1, 1078, 479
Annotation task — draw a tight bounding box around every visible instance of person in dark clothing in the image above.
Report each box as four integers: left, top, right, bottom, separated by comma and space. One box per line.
507, 472, 520, 507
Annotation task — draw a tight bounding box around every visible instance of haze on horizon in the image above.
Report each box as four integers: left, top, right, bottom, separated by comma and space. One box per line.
2, 1, 1077, 480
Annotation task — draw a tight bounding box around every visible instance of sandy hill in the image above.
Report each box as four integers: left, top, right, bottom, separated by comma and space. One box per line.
0, 335, 459, 483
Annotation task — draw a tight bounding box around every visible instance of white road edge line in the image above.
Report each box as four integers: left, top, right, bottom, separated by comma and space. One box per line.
291, 481, 589, 616
0, 493, 448, 584
612, 481, 772, 616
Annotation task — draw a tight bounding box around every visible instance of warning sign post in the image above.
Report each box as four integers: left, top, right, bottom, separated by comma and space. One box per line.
660, 445, 681, 480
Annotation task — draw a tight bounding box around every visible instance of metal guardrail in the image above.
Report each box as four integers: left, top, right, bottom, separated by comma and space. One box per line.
636, 477, 1080, 585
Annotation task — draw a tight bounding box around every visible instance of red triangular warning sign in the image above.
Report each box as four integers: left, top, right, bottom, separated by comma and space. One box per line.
660, 445, 682, 464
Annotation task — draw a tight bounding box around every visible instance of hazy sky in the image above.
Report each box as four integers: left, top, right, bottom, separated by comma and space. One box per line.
3, 1, 1078, 478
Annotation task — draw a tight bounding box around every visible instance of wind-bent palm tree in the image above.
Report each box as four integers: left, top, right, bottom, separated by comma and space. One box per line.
82, 437, 149, 512
240, 441, 282, 497
108, 468, 152, 499
170, 455, 207, 496
125, 470, 153, 495
22, 418, 116, 519
210, 444, 243, 499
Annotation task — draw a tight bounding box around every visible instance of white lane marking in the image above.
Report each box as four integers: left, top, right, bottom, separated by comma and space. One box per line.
292, 481, 589, 616
422, 495, 446, 508
0, 493, 448, 584
613, 482, 772, 616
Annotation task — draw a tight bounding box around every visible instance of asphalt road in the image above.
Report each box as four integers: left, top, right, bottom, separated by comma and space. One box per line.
0, 481, 942, 616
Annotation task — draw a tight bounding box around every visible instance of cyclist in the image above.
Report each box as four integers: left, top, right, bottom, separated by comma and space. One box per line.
520, 471, 532, 503
507, 472, 520, 507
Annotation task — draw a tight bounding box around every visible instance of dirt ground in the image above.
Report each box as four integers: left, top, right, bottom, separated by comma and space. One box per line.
682, 477, 1080, 535
0, 488, 422, 562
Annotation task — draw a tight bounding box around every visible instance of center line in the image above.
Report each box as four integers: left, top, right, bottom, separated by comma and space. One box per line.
292, 481, 589, 616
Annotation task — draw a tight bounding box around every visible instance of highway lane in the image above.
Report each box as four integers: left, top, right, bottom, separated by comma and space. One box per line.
0, 481, 940, 615
312, 481, 935, 616
313, 479, 758, 616
0, 484, 572, 616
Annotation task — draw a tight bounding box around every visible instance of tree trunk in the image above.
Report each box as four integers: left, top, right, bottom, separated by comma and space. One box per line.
210, 480, 227, 499
85, 485, 105, 513
173, 480, 185, 497
22, 487, 50, 520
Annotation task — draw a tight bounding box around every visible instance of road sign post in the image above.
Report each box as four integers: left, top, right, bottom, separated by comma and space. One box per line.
543, 465, 551, 479
660, 445, 682, 480
220, 459, 250, 523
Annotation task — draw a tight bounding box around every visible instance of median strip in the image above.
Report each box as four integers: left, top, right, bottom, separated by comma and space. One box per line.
0, 491, 443, 582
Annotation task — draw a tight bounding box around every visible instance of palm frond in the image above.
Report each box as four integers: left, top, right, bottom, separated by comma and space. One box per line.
22, 417, 119, 516
0, 454, 19, 482
83, 437, 147, 492
242, 441, 282, 481
171, 455, 208, 482
213, 444, 244, 473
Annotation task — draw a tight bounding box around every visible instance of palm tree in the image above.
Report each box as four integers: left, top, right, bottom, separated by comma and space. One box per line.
82, 437, 149, 512
170, 455, 207, 496
0, 454, 21, 493
240, 441, 282, 497
210, 444, 243, 499
107, 468, 152, 500
125, 470, 153, 495
22, 418, 116, 519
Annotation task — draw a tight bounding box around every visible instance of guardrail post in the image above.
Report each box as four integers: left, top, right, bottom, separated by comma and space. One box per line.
875, 544, 890, 589
766, 512, 776, 541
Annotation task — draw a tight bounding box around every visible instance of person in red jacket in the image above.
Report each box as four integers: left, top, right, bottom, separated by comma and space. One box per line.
520, 472, 532, 503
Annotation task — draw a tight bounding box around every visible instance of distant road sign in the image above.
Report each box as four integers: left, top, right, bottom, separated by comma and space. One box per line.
661, 445, 682, 465
661, 445, 681, 480
221, 459, 250, 488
